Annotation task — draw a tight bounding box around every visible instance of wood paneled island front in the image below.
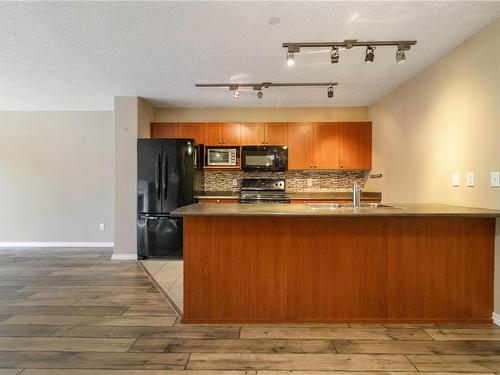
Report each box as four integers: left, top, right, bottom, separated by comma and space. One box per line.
172, 203, 499, 324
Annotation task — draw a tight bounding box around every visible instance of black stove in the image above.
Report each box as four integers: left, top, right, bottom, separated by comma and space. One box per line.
238, 178, 290, 204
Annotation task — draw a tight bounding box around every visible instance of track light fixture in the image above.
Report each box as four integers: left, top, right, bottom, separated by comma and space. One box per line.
365, 46, 375, 62
196, 82, 338, 100
396, 45, 406, 63
327, 85, 334, 98
283, 39, 416, 65
285, 45, 300, 66
330, 47, 339, 64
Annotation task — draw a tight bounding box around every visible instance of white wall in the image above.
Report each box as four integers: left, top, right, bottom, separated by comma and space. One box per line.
113, 97, 141, 257
0, 111, 114, 243
367, 18, 500, 313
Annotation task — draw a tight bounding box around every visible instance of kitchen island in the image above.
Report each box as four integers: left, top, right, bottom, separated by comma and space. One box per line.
172, 203, 500, 324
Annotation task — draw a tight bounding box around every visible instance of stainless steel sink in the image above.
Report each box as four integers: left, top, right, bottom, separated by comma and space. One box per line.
306, 203, 400, 209
305, 203, 342, 209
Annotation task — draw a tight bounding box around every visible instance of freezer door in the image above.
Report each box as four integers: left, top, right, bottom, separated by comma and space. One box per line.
137, 215, 182, 258
137, 139, 162, 214
162, 139, 195, 214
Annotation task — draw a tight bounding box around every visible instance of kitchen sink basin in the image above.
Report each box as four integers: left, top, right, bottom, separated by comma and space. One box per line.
306, 203, 400, 209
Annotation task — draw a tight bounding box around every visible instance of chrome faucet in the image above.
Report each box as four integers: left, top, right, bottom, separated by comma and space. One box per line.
353, 183, 362, 208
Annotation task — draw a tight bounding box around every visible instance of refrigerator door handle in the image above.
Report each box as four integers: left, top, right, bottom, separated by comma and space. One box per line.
155, 153, 161, 200
163, 152, 168, 200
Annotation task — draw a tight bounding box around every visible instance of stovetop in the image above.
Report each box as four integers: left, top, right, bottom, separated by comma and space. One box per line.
239, 178, 290, 204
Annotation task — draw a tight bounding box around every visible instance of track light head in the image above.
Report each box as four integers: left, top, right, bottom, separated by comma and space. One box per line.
365, 46, 375, 62
396, 47, 406, 63
330, 47, 340, 64
257, 91, 263, 99
286, 51, 295, 66
233, 89, 240, 99
327, 85, 334, 98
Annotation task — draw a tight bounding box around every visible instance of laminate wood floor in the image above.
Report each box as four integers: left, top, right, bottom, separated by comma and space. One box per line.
0, 248, 499, 374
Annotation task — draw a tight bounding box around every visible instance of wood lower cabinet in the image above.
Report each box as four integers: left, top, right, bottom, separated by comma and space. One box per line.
340, 122, 372, 169
265, 123, 287, 145
313, 123, 340, 169
197, 198, 238, 204
183, 216, 495, 323
241, 123, 265, 145
178, 123, 204, 144
151, 123, 178, 138
287, 123, 314, 169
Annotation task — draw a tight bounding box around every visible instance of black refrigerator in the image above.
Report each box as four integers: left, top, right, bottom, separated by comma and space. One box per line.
137, 139, 202, 259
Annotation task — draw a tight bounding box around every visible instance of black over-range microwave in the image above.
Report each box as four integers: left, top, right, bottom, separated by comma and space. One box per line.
241, 145, 288, 172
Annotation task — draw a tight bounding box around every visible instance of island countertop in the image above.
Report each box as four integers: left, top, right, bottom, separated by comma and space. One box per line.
172, 202, 500, 218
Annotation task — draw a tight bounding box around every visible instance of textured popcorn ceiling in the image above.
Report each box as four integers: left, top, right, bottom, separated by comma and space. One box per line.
1, 2, 500, 110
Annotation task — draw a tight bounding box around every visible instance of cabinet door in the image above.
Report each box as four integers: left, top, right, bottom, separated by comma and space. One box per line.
313, 123, 340, 169
222, 123, 241, 145
339, 122, 372, 169
178, 123, 204, 144
150, 123, 178, 139
265, 123, 287, 145
287, 123, 314, 170
203, 123, 222, 145
241, 123, 265, 145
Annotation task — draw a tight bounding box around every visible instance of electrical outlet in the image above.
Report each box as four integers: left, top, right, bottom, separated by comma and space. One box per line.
491, 171, 500, 187
307, 178, 313, 187
452, 173, 460, 187
466, 172, 475, 187
232, 179, 238, 187
99, 223, 105, 231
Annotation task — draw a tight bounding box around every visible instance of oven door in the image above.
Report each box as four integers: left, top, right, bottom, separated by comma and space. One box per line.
241, 146, 288, 172
207, 149, 231, 166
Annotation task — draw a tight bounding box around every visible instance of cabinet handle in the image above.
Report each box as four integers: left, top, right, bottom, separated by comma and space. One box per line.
216, 199, 221, 203
261, 140, 264, 144
310, 164, 313, 168
314, 164, 317, 168
222, 140, 225, 144
219, 140, 222, 144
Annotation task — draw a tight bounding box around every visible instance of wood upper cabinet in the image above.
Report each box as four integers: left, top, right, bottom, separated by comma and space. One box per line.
287, 123, 314, 170
203, 123, 241, 145
221, 123, 241, 145
313, 122, 340, 169
265, 123, 287, 145
339, 122, 372, 169
241, 123, 288, 145
178, 123, 204, 144
202, 123, 223, 145
241, 123, 265, 145
151, 123, 178, 138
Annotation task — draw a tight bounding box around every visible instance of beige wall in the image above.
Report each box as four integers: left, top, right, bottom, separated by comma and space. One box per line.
113, 97, 139, 257
0, 111, 114, 243
367, 18, 500, 312
138, 98, 153, 138
153, 106, 370, 123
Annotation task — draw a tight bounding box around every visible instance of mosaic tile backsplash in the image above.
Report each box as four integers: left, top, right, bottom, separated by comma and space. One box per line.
204, 170, 368, 192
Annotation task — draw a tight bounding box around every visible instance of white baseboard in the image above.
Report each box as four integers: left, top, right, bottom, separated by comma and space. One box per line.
111, 253, 137, 261
493, 312, 500, 327
0, 242, 113, 248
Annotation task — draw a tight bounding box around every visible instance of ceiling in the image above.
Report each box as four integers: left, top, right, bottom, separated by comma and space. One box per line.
1, 1, 499, 110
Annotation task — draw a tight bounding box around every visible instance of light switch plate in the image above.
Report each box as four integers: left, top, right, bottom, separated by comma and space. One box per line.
232, 179, 238, 186
491, 171, 500, 187
307, 178, 313, 187
452, 173, 460, 187
466, 172, 475, 187
99, 223, 105, 231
